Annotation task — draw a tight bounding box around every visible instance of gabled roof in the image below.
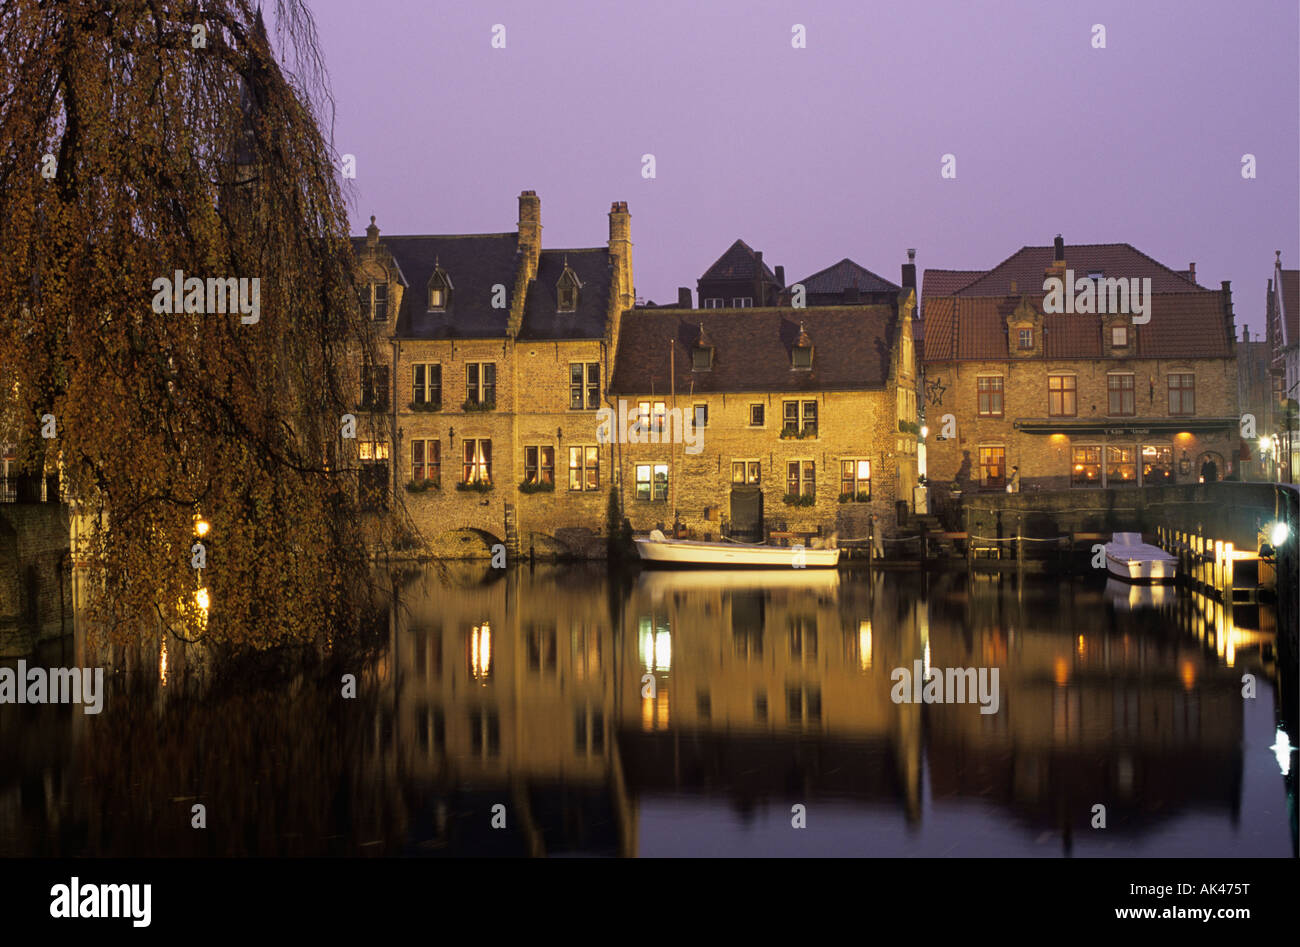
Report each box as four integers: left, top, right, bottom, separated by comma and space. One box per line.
795, 258, 899, 295
699, 239, 775, 282
922, 291, 1231, 362
954, 243, 1203, 297
351, 234, 613, 340
610, 306, 898, 394
353, 233, 518, 338
518, 248, 612, 340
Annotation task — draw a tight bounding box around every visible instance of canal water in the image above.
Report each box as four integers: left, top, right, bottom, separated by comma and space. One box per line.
1, 565, 1294, 857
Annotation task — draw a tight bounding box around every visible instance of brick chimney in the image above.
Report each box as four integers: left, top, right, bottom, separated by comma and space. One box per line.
677, 286, 691, 308
518, 190, 542, 275
754, 251, 764, 304
902, 249, 916, 291
1188, 262, 1196, 284
508, 191, 542, 337
775, 265, 785, 287
608, 200, 634, 311
1053, 234, 1065, 261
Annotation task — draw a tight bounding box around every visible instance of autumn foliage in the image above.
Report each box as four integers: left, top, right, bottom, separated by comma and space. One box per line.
0, 1, 396, 649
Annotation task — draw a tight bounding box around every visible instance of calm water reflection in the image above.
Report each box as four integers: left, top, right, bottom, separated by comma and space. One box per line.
1, 565, 1294, 857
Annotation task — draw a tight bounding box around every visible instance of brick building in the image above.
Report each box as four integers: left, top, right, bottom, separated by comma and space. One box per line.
695, 239, 785, 309
922, 237, 1240, 493
350, 191, 633, 557
608, 284, 919, 542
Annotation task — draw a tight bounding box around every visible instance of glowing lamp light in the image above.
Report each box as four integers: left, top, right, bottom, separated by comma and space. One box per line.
1260, 436, 1274, 452
195, 587, 210, 611
1269, 729, 1294, 776
1270, 522, 1289, 547
920, 426, 929, 439
194, 518, 211, 537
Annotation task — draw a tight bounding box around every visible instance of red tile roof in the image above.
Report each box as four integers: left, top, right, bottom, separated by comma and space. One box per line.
954, 243, 1203, 297
923, 291, 1230, 362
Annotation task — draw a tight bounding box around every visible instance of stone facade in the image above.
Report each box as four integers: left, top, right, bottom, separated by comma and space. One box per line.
923, 243, 1242, 496
610, 298, 919, 541
924, 350, 1241, 493
350, 192, 632, 558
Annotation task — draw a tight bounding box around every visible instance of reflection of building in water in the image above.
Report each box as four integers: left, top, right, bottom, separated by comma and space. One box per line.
620, 569, 923, 825
380, 563, 628, 856
377, 565, 926, 854
924, 574, 1257, 847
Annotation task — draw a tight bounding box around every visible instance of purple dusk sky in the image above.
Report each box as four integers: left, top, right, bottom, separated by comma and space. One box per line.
307, 0, 1299, 334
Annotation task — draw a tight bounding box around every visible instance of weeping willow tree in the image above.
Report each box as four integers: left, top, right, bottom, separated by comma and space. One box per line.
0, 0, 404, 649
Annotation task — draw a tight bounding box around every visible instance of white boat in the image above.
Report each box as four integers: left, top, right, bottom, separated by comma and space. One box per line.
1104, 532, 1177, 584
634, 529, 841, 568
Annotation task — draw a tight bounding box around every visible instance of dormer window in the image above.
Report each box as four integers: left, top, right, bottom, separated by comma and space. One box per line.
792, 323, 813, 370
557, 259, 581, 313
427, 263, 452, 312
1018, 328, 1033, 350
1112, 325, 1128, 348
693, 323, 714, 371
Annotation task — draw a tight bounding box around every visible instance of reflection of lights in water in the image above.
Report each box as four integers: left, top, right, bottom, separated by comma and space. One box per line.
638, 622, 671, 671
1053, 656, 1069, 686
1076, 635, 1086, 656
470, 623, 492, 681
1180, 661, 1196, 690
195, 588, 210, 611
159, 636, 168, 686
858, 621, 872, 670
922, 642, 930, 680
1270, 729, 1293, 776
194, 518, 210, 537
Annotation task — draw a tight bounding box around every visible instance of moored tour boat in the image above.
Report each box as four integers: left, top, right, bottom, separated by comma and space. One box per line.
634, 530, 841, 568
1104, 532, 1177, 584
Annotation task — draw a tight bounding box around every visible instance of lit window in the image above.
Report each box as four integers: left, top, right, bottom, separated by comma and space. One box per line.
1048, 374, 1076, 417
462, 439, 492, 484
840, 459, 871, 498
568, 446, 600, 491
979, 447, 1005, 488
786, 460, 815, 497
1112, 326, 1128, 347
635, 464, 669, 501
1071, 447, 1101, 487
731, 461, 760, 484
1107, 445, 1136, 485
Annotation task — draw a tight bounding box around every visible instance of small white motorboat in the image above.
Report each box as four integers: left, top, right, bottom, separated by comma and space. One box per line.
1104, 532, 1177, 584
634, 529, 841, 568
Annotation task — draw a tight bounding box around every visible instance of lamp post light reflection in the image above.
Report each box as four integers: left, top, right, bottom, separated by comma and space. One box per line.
470, 622, 492, 681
